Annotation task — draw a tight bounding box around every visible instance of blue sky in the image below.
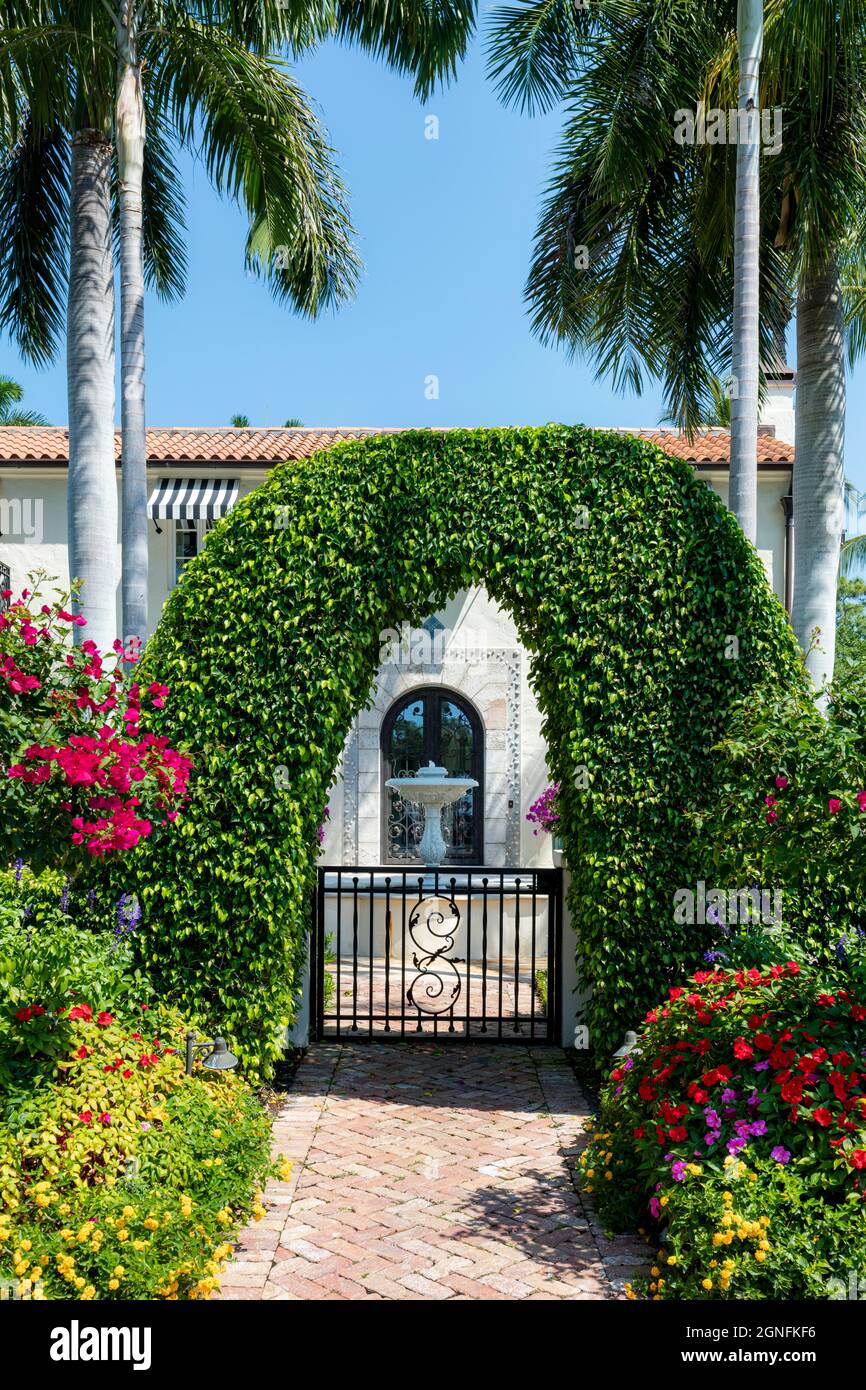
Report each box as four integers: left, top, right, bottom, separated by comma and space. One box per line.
4, 32, 866, 490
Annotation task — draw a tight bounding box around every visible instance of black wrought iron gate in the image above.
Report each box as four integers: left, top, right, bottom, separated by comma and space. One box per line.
312, 866, 562, 1043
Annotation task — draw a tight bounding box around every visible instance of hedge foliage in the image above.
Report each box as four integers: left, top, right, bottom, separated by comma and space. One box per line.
116, 426, 805, 1077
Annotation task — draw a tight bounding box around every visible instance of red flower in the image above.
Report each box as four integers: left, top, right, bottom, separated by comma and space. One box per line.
76, 1045, 88, 1060
754, 1033, 774, 1051
122, 1068, 133, 1079
828, 798, 842, 815
850, 1151, 866, 1170
98, 1112, 111, 1126
15, 1007, 32, 1022
733, 1036, 753, 1060
812, 1108, 833, 1127
68, 1003, 93, 1022
78, 1110, 93, 1125
668, 1126, 688, 1142
851, 1004, 866, 1022
96, 1012, 113, 1027
32, 1005, 45, 1016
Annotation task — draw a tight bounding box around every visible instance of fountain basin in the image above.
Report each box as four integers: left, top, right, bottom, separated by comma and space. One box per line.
385, 760, 478, 866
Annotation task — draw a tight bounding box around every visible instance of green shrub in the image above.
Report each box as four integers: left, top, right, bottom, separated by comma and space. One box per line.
580, 962, 866, 1299
0, 1004, 278, 1301
113, 425, 804, 1077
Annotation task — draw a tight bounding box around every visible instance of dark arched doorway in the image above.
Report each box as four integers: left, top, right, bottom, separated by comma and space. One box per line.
380, 687, 484, 864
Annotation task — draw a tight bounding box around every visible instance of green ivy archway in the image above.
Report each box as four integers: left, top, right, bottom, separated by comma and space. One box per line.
125, 426, 804, 1077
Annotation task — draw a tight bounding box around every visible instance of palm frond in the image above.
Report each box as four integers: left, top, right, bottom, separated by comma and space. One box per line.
333, 0, 476, 101
0, 110, 68, 365
149, 20, 360, 316
485, 0, 587, 115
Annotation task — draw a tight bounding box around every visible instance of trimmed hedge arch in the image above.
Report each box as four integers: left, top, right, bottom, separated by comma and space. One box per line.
122, 426, 806, 1078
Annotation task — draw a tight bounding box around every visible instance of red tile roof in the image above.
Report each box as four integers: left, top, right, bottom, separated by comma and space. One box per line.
0, 425, 794, 466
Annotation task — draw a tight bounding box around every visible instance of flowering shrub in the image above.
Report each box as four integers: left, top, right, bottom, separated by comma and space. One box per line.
526, 783, 560, 835
699, 682, 866, 962
1, 577, 191, 866
580, 963, 866, 1298
0, 867, 150, 1075
0, 1001, 278, 1300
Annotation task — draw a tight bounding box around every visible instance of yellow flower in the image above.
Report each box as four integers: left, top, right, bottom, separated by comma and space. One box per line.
123, 1206, 136, 1219
650, 1266, 660, 1277
701, 1279, 713, 1291
722, 1191, 733, 1204
108, 1279, 120, 1290
20, 1238, 32, 1251
116, 1229, 129, 1242
754, 1250, 766, 1262
80, 1285, 95, 1301
586, 1169, 595, 1179
659, 1196, 669, 1208
604, 1171, 613, 1181
666, 1255, 677, 1266
113, 1266, 125, 1278
132, 1239, 148, 1252
143, 1218, 159, 1231
212, 1128, 222, 1138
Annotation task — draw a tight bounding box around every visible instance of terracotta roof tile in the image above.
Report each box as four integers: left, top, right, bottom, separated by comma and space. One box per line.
0, 425, 794, 466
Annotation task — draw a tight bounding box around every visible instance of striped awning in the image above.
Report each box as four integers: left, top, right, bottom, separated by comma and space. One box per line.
146, 477, 239, 521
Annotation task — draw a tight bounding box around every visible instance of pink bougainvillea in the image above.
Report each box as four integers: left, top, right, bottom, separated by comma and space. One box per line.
1, 580, 191, 859
525, 782, 561, 835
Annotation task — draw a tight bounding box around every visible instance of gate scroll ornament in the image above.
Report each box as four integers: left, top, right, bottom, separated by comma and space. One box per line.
406, 895, 463, 1015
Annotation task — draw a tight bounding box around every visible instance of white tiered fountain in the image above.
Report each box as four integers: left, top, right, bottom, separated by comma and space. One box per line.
385, 761, 478, 867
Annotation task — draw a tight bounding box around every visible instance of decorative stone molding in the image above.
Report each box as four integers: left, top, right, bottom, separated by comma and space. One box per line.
341, 640, 522, 866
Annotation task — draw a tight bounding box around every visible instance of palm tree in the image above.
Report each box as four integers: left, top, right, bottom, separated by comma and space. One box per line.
284, 417, 303, 427
728, 0, 763, 544
0, 2, 477, 652
229, 414, 250, 428
0, 374, 47, 425
486, 0, 862, 692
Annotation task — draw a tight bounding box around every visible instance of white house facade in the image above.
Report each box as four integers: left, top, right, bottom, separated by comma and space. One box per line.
0, 392, 797, 1043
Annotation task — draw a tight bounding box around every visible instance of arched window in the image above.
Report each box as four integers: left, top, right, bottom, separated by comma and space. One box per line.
381, 688, 484, 864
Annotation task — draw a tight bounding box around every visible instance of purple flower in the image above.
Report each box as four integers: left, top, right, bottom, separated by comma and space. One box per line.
704, 1109, 720, 1129
750, 1120, 767, 1137
649, 1196, 661, 1219
771, 1146, 791, 1165
13, 858, 24, 884
721, 1088, 738, 1103
754, 1061, 770, 1071
60, 877, 70, 914
671, 1160, 687, 1182
705, 1130, 721, 1146
114, 893, 142, 947
624, 1057, 634, 1071
140, 1121, 151, 1132
704, 948, 727, 963
727, 1136, 747, 1154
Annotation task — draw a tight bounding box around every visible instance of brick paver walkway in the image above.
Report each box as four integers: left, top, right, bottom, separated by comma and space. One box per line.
217, 1043, 647, 1301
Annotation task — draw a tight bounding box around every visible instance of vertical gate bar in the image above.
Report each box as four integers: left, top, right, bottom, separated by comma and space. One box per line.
415, 875, 424, 1033
497, 870, 505, 1039
400, 870, 408, 1040
448, 875, 457, 1033
551, 873, 562, 1044
465, 870, 472, 1038
384, 876, 392, 1032
368, 869, 375, 1037
335, 870, 342, 1037
311, 873, 321, 1042
529, 870, 538, 1042
481, 877, 489, 1034
351, 876, 359, 1032
513, 877, 521, 1033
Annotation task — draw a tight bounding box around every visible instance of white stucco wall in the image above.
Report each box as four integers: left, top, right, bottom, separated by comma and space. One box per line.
0, 469, 265, 633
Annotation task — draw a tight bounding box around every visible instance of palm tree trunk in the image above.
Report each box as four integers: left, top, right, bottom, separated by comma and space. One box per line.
792, 260, 845, 690
728, 0, 763, 544
67, 128, 117, 654
117, 0, 148, 649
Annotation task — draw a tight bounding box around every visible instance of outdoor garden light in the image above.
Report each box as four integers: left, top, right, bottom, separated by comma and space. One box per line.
185, 1031, 238, 1075
613, 1030, 640, 1059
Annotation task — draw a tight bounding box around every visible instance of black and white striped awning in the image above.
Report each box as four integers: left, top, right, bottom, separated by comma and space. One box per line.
146, 477, 239, 521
